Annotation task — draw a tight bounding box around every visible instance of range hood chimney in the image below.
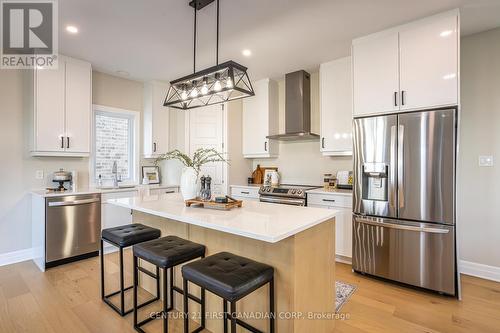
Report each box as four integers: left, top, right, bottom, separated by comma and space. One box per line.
267, 70, 320, 141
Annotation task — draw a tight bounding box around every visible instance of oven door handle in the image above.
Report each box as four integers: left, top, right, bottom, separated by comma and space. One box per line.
260, 196, 305, 206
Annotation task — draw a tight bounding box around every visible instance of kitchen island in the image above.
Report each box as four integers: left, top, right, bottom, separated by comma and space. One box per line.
108, 193, 338, 333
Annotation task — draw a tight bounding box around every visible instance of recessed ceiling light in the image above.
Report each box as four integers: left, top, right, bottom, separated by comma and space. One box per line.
66, 25, 78, 34
242, 49, 252, 57
116, 70, 130, 77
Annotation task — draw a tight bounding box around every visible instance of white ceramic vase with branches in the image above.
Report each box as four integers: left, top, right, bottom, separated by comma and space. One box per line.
155, 148, 228, 200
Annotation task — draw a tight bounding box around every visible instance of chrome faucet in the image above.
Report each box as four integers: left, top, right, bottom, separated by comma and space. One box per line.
112, 161, 121, 188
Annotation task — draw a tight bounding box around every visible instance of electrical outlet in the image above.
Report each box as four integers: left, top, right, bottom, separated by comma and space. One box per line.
35, 170, 44, 179
479, 156, 494, 167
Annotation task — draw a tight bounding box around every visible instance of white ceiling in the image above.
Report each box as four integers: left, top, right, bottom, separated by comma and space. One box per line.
59, 0, 500, 82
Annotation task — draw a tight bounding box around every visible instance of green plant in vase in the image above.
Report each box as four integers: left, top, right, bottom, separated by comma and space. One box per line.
155, 148, 228, 200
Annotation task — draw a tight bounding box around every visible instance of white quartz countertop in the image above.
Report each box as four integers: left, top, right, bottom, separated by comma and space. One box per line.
107, 193, 339, 243
30, 184, 179, 198
306, 188, 353, 196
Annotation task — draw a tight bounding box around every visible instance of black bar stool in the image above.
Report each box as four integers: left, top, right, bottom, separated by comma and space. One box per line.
101, 223, 161, 316
132, 235, 206, 333
182, 252, 275, 333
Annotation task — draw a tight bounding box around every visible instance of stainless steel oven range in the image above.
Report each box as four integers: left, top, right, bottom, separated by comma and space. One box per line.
258, 184, 320, 206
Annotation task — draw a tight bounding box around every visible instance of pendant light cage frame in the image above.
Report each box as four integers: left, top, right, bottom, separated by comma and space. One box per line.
163, 0, 255, 110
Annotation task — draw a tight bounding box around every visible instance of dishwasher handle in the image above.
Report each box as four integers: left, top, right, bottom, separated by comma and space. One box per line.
48, 198, 100, 207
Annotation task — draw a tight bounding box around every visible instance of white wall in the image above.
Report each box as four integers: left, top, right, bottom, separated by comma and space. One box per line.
0, 69, 144, 256
252, 71, 353, 185
459, 27, 500, 269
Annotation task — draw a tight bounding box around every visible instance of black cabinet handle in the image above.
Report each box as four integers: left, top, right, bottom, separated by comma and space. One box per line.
241, 191, 250, 194
401, 90, 406, 106
153, 142, 157, 152
60, 137, 64, 149
164, 190, 175, 194
394, 91, 398, 107
322, 137, 325, 149
322, 199, 336, 202
66, 137, 70, 149
264, 141, 267, 151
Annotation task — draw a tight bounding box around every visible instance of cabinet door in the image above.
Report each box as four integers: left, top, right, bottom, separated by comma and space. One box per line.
151, 84, 170, 155
399, 13, 458, 110
188, 104, 225, 195
243, 79, 269, 156
35, 65, 65, 152
336, 208, 352, 258
320, 57, 353, 155
352, 32, 400, 116
65, 59, 91, 153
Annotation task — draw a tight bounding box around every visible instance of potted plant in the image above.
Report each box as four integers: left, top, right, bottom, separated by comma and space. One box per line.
155, 148, 228, 200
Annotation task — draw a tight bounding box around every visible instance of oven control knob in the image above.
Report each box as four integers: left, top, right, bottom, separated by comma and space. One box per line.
297, 190, 302, 195
266, 187, 271, 192
291, 189, 297, 194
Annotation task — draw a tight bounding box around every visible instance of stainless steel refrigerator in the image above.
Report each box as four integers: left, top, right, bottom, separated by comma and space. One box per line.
352, 108, 457, 295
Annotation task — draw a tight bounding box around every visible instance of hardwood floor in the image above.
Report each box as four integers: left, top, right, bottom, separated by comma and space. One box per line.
0, 252, 499, 333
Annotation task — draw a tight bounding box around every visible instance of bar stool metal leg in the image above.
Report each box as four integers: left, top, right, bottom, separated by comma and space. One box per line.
223, 300, 228, 333
163, 268, 168, 333
183, 278, 189, 333
270, 278, 275, 333
133, 255, 138, 328
100, 239, 105, 299
230, 301, 237, 333
119, 247, 125, 315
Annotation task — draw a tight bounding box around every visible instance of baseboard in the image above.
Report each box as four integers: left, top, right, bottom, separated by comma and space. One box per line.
0, 248, 34, 267
336, 255, 352, 265
460, 260, 500, 282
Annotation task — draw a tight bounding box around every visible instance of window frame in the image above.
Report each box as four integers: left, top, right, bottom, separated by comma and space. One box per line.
89, 104, 140, 186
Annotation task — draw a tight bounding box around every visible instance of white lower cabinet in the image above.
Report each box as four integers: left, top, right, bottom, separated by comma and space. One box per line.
149, 186, 179, 196
101, 191, 136, 245
307, 192, 352, 262
230, 185, 260, 202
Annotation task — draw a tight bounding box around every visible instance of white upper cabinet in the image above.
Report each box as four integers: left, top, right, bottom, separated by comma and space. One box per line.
143, 81, 170, 158
399, 13, 458, 110
320, 56, 353, 155
65, 58, 92, 154
31, 55, 92, 156
352, 9, 459, 117
33, 62, 66, 153
242, 78, 279, 158
352, 31, 400, 117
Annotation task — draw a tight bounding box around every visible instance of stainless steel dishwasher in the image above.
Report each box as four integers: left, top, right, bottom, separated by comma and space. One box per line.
45, 193, 101, 267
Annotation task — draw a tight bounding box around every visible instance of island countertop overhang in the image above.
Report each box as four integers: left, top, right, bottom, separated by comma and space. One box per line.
107, 193, 338, 243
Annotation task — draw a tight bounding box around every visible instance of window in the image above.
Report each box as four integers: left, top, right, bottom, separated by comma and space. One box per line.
92, 105, 139, 184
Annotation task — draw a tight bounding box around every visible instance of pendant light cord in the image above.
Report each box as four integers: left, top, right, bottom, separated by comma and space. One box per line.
193, 2, 197, 73
216, 0, 219, 65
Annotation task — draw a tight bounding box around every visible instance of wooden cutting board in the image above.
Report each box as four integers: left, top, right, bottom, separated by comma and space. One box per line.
185, 198, 243, 210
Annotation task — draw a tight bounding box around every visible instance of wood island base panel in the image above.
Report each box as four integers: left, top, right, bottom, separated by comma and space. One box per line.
134, 211, 336, 333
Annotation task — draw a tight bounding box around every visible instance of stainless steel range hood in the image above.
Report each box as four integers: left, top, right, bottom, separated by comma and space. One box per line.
267, 70, 320, 141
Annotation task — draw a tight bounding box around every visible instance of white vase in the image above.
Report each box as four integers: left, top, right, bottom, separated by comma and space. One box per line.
180, 168, 198, 200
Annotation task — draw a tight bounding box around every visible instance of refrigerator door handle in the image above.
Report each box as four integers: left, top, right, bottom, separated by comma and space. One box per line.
356, 217, 449, 234
389, 125, 397, 209
398, 124, 405, 209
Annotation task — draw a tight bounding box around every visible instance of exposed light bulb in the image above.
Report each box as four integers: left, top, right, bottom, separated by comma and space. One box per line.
190, 88, 198, 98
201, 83, 209, 95
181, 90, 188, 100
226, 77, 233, 89
213, 80, 222, 92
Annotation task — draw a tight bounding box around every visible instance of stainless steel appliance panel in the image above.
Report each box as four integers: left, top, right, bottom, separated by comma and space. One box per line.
398, 109, 456, 224
352, 215, 455, 295
46, 194, 101, 263
353, 115, 398, 218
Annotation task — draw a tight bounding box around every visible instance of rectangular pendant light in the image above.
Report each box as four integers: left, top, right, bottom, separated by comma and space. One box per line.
163, 60, 254, 110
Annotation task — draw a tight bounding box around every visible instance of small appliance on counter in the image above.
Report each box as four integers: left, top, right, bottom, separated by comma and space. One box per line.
336, 171, 353, 190
50, 169, 72, 191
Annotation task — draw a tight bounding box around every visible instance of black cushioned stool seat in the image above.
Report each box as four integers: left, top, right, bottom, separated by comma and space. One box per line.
100, 224, 161, 317
132, 236, 206, 333
182, 252, 275, 333
133, 236, 206, 268
101, 223, 161, 247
